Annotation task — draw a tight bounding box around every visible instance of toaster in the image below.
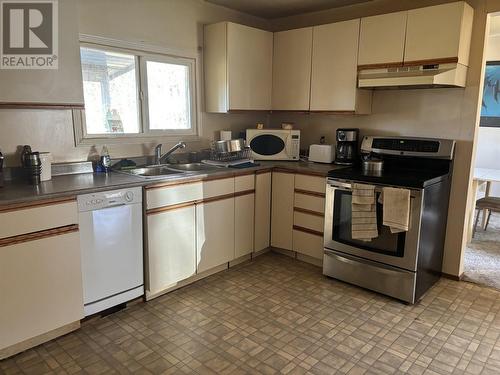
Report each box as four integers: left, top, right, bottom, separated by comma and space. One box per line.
309, 144, 335, 163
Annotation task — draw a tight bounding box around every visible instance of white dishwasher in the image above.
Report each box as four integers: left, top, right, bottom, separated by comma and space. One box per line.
78, 187, 144, 316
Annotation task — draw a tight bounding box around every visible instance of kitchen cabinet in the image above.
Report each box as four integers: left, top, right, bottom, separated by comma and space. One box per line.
254, 171, 272, 252
196, 197, 235, 273
235, 175, 255, 258
271, 172, 295, 250
235, 193, 255, 258
204, 22, 273, 112
310, 19, 371, 114
0, 0, 84, 108
404, 2, 473, 65
293, 174, 326, 261
146, 205, 196, 296
272, 27, 313, 111
0, 198, 82, 360
358, 11, 407, 68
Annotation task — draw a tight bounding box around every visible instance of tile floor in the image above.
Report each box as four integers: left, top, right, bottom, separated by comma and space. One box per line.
2, 252, 500, 375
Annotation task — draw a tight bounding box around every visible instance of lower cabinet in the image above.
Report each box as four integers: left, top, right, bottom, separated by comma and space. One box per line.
293, 228, 324, 260
146, 204, 196, 296
271, 172, 295, 250
254, 171, 272, 252
0, 230, 83, 358
235, 192, 255, 258
196, 197, 235, 273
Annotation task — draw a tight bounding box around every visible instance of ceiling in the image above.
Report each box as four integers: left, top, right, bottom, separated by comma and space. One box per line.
205, 0, 374, 19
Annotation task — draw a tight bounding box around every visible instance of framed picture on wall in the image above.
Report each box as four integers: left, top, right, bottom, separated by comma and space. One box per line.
480, 61, 500, 127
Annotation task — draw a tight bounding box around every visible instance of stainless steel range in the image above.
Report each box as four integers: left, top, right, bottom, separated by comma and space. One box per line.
323, 136, 455, 304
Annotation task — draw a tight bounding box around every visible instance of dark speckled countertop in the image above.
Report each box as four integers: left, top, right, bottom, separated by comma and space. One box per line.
0, 161, 344, 207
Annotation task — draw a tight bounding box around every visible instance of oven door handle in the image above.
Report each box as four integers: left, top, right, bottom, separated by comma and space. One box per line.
327, 180, 352, 190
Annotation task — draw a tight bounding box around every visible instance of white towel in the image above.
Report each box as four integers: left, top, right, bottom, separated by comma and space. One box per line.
351, 184, 378, 241
380, 187, 410, 233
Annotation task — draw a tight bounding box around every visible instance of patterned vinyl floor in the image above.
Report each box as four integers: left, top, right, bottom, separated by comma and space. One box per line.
1, 252, 500, 375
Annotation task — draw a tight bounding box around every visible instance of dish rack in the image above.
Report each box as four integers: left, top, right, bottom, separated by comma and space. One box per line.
209, 146, 252, 162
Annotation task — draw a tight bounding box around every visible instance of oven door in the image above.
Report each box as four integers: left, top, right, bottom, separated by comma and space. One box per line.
248, 132, 292, 160
324, 179, 423, 271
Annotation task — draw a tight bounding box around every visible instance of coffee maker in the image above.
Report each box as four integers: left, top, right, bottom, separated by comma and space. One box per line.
334, 128, 359, 165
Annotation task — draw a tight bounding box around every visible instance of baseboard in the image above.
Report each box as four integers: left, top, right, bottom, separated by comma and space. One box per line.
442, 272, 463, 281
271, 247, 295, 258
252, 247, 271, 258
296, 253, 323, 268
145, 263, 228, 301
229, 254, 252, 267
0, 321, 80, 360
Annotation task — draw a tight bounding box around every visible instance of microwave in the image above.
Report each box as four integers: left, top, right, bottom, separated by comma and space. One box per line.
246, 129, 300, 160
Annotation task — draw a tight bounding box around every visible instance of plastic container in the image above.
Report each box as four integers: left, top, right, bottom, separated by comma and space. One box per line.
39, 152, 52, 181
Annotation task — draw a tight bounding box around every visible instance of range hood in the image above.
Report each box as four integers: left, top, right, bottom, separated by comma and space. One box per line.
358, 63, 467, 89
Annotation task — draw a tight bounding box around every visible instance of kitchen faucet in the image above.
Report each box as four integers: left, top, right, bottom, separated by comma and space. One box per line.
154, 141, 187, 165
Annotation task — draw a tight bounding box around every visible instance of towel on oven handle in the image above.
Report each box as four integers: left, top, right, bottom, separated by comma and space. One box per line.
351, 183, 378, 241
379, 187, 410, 233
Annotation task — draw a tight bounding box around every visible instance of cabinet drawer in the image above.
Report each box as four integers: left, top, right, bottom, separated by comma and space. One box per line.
295, 174, 326, 194
202, 178, 235, 199
235, 174, 255, 192
147, 182, 203, 209
293, 211, 324, 233
293, 229, 323, 260
0, 199, 78, 239
294, 193, 325, 214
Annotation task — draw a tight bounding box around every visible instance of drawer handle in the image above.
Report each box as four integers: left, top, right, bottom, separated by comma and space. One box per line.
0, 225, 79, 247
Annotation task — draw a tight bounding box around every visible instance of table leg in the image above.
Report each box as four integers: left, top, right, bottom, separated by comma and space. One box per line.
481, 182, 492, 229
467, 179, 480, 243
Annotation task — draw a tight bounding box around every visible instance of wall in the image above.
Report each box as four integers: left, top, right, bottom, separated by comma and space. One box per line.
475, 16, 500, 196
0, 0, 271, 167
267, 0, 489, 277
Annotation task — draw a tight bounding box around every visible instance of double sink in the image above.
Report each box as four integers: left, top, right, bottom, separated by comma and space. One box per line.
120, 163, 221, 178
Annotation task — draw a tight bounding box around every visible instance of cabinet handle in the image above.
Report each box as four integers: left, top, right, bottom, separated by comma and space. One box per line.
0, 225, 78, 247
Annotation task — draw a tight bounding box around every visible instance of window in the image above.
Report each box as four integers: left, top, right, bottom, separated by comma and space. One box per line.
76, 43, 197, 142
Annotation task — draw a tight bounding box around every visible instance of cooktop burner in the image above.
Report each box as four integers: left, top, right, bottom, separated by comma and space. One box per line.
328, 136, 456, 189
328, 166, 450, 188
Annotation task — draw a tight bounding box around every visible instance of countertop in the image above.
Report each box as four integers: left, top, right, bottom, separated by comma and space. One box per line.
0, 161, 342, 207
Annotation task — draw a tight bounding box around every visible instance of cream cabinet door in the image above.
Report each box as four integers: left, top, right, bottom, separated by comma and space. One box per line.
235, 193, 255, 258
146, 205, 196, 296
310, 19, 371, 113
271, 172, 295, 250
254, 172, 272, 252
404, 2, 473, 65
293, 229, 324, 260
0, 0, 84, 106
272, 27, 313, 110
196, 198, 235, 273
0, 232, 83, 354
227, 23, 273, 110
358, 11, 407, 67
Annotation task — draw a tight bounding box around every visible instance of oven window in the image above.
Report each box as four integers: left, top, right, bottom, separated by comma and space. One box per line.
332, 190, 406, 256
250, 134, 285, 155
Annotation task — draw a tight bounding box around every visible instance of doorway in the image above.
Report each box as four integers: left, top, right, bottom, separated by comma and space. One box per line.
463, 13, 500, 289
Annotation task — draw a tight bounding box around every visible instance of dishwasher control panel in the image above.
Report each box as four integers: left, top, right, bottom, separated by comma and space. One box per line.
77, 187, 142, 212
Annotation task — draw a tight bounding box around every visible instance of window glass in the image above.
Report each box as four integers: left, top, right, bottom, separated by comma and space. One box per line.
80, 47, 140, 134
146, 61, 191, 130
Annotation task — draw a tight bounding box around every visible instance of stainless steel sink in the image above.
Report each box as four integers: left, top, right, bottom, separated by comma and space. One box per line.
124, 166, 186, 177
166, 163, 220, 172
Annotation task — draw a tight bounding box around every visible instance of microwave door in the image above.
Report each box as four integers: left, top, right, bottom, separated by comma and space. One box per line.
249, 134, 286, 159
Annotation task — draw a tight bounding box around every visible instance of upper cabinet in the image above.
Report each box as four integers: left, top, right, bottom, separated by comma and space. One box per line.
272, 27, 313, 111
0, 0, 84, 108
404, 2, 474, 65
204, 22, 273, 113
310, 19, 372, 114
358, 11, 407, 68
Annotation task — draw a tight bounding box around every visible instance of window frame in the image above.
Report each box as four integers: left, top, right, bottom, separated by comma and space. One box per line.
74, 37, 199, 146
